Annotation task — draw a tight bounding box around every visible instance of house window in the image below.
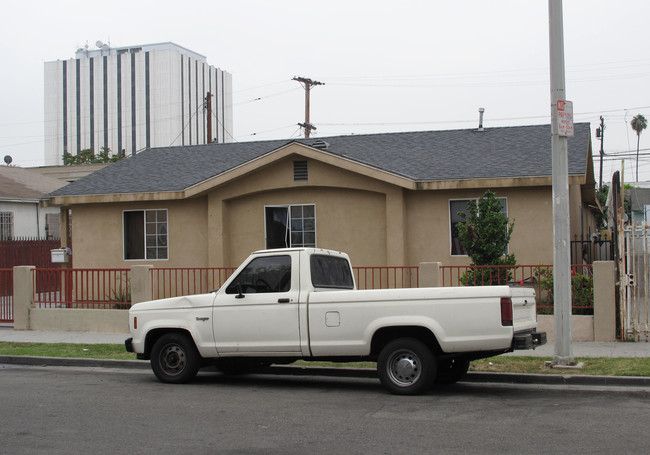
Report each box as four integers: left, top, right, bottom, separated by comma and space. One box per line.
450, 198, 508, 256
123, 209, 168, 260
265, 204, 316, 249
46, 213, 60, 239
0, 212, 13, 240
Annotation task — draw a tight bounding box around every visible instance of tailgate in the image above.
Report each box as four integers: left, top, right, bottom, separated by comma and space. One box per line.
510, 286, 537, 333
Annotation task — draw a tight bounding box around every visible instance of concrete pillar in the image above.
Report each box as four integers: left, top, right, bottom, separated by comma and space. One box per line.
207, 193, 228, 267
419, 262, 442, 288
130, 265, 153, 304
385, 188, 407, 266
59, 208, 70, 249
13, 266, 35, 330
593, 260, 616, 342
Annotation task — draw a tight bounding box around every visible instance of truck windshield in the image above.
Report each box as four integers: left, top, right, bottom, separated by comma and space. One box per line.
310, 254, 354, 289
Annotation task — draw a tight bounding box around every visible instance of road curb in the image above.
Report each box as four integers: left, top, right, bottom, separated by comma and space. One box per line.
2, 355, 649, 387
0, 355, 149, 370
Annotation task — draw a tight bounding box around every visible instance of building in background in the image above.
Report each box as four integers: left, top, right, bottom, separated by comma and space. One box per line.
44, 42, 233, 165
0, 166, 66, 239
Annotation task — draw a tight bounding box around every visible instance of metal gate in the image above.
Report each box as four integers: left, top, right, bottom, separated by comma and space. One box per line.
620, 224, 650, 341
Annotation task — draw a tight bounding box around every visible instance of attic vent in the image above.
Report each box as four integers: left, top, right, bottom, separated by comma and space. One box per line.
311, 140, 330, 150
294, 160, 308, 181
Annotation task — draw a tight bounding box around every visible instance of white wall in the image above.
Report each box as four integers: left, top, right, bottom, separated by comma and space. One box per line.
0, 201, 60, 238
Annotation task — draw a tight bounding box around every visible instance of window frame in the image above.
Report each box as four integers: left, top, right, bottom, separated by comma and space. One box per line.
449, 197, 509, 257
264, 204, 316, 249
0, 212, 13, 240
225, 254, 292, 295
122, 208, 169, 261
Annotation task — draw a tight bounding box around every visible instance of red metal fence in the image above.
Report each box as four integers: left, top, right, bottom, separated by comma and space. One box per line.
353, 266, 419, 290
3, 263, 592, 320
0, 238, 61, 268
0, 268, 12, 323
151, 268, 237, 300
441, 264, 593, 314
33, 268, 130, 309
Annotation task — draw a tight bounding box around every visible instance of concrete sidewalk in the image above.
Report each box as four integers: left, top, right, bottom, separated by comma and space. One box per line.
1, 326, 649, 357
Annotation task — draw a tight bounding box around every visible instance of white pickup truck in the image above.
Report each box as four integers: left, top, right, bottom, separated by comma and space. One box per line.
126, 248, 545, 395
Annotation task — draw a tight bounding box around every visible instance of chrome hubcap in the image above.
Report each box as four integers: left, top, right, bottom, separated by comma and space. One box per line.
388, 350, 421, 386
160, 344, 186, 375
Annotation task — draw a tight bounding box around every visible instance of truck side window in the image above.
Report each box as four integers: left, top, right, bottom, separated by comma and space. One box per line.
226, 255, 291, 294
311, 255, 354, 289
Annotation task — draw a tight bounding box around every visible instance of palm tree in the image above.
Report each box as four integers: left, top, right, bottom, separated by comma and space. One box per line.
631, 114, 647, 181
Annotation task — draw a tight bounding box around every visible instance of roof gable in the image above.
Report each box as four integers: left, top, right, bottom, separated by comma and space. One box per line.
0, 166, 67, 200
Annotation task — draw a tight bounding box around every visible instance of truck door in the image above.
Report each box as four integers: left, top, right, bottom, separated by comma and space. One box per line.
212, 252, 301, 354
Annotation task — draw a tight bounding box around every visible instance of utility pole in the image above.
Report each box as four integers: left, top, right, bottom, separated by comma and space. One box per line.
205, 92, 213, 144
596, 116, 605, 188
293, 76, 324, 138
549, 0, 575, 367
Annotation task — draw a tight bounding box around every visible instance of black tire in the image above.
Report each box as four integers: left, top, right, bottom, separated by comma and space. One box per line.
377, 338, 436, 395
150, 333, 201, 383
435, 357, 470, 385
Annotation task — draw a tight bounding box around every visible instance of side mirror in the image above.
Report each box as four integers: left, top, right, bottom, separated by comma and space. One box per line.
235, 283, 245, 299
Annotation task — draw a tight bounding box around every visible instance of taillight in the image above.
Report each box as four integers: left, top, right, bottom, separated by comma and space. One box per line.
501, 297, 513, 326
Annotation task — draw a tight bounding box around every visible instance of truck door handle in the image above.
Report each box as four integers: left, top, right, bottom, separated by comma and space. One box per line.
278, 298, 290, 303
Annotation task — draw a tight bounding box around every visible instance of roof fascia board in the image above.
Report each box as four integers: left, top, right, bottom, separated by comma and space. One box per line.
416, 175, 585, 190
47, 191, 186, 206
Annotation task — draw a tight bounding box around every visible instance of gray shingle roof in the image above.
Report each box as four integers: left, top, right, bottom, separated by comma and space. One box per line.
48, 123, 591, 198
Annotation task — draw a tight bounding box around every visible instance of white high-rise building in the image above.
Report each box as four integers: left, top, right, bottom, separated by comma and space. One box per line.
44, 42, 233, 165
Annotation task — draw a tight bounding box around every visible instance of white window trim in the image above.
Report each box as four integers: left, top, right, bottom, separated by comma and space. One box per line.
264, 204, 317, 249
122, 208, 169, 261
0, 212, 13, 240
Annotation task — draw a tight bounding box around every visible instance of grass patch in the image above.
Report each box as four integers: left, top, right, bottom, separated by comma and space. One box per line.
470, 356, 650, 376
0, 342, 137, 360
0, 343, 648, 377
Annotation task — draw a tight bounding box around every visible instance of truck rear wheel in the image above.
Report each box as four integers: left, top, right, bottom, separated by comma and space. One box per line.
151, 333, 200, 384
377, 338, 436, 395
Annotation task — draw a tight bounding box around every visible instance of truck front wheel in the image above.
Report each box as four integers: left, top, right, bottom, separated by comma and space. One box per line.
377, 338, 436, 395
151, 333, 201, 384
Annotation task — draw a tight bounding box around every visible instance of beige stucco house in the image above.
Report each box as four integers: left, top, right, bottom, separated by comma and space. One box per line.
44, 123, 597, 269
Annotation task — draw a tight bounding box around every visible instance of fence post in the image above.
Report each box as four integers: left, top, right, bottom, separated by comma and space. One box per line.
13, 266, 34, 330
130, 265, 153, 304
593, 261, 616, 342
418, 262, 442, 288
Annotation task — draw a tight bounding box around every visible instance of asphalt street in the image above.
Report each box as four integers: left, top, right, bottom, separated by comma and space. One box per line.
0, 363, 648, 455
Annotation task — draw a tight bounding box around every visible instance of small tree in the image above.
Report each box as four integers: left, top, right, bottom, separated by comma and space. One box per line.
457, 190, 516, 285
63, 147, 123, 165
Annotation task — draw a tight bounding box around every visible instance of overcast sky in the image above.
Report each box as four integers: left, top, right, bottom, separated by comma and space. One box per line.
1, 0, 648, 184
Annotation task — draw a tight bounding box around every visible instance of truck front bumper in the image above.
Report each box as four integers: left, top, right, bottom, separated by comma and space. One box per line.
125, 337, 134, 353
